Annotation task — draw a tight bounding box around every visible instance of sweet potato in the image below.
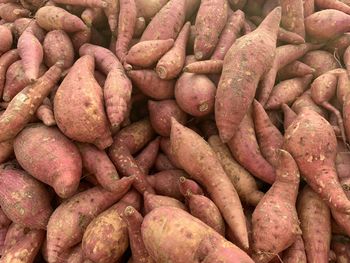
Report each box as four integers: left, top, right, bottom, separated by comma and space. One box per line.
43, 30, 74, 69
282, 235, 307, 263
126, 39, 174, 68
284, 109, 350, 213
141, 207, 254, 262
315, 0, 350, 15
252, 150, 301, 263
282, 103, 297, 129
331, 236, 350, 263
208, 135, 263, 206
0, 62, 62, 142
170, 118, 249, 249
175, 73, 216, 117
35, 6, 87, 32
133, 16, 146, 38
14, 124, 81, 198
144, 191, 186, 213
135, 0, 167, 20
52, 0, 107, 8
108, 119, 155, 194
297, 186, 331, 263
215, 7, 281, 142
54, 55, 112, 149
0, 3, 29, 22
301, 50, 340, 78
135, 137, 160, 174
278, 27, 306, 44
103, 0, 118, 33
194, 0, 228, 60
0, 168, 52, 229
211, 10, 245, 60
46, 178, 133, 263
0, 229, 44, 263
36, 98, 56, 126
0, 227, 7, 255
325, 33, 350, 58
71, 27, 91, 51
305, 9, 350, 42
14, 18, 45, 42
127, 70, 175, 100
0, 25, 12, 55
183, 60, 223, 74
115, 0, 137, 62
227, 111, 276, 184
178, 176, 204, 197
3, 61, 46, 102
0, 139, 13, 164
0, 209, 10, 229
140, 0, 186, 41
147, 170, 187, 200
3, 224, 29, 255
265, 74, 313, 110
148, 100, 187, 137
154, 153, 176, 171
277, 61, 315, 80
335, 140, 350, 189
291, 89, 328, 118
156, 22, 190, 79
81, 7, 106, 28
123, 206, 153, 263
280, 0, 305, 38
82, 190, 141, 263
0, 49, 19, 98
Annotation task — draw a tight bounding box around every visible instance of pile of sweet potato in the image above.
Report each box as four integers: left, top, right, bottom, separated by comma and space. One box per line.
1, 0, 350, 262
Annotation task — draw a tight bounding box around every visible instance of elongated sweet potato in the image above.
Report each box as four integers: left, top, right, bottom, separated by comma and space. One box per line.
301, 50, 340, 78
315, 0, 350, 14
282, 235, 307, 263
0, 25, 12, 55
54, 55, 112, 149
252, 150, 301, 263
0, 62, 63, 142
282, 103, 297, 130
46, 178, 133, 263
0, 49, 19, 98
140, 0, 186, 41
0, 139, 13, 164
52, 0, 107, 7
183, 60, 223, 74
277, 61, 315, 80
284, 109, 350, 214
82, 190, 141, 263
170, 118, 249, 249
14, 124, 82, 198
148, 100, 187, 137
141, 207, 254, 262
109, 119, 155, 194
0, 168, 52, 230
135, 137, 160, 174
297, 186, 331, 263
144, 191, 186, 213
215, 7, 281, 142
280, 0, 305, 38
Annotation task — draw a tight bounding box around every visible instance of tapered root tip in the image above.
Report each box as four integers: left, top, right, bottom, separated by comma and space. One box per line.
195, 52, 203, 60
156, 65, 167, 79
124, 206, 135, 216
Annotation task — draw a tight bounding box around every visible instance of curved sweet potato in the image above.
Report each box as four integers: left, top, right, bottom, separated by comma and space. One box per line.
301, 50, 340, 78
143, 191, 186, 213
135, 137, 160, 174
277, 61, 315, 81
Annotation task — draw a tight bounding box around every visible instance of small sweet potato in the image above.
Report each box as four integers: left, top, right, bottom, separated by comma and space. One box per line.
277, 60, 315, 80
143, 191, 186, 213
0, 168, 52, 230
135, 137, 160, 174
0, 49, 19, 98
154, 153, 176, 171
178, 176, 204, 197
36, 98, 56, 126
301, 50, 340, 78
183, 60, 223, 74
0, 25, 12, 55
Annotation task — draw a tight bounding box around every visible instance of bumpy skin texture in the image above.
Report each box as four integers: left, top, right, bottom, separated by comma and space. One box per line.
124, 206, 154, 263
76, 143, 120, 192
126, 39, 174, 68
282, 235, 307, 263
46, 179, 133, 263
148, 100, 187, 137
280, 0, 305, 38
3, 224, 29, 255
128, 70, 175, 100
82, 191, 141, 263
175, 73, 216, 117
140, 0, 186, 41
284, 109, 350, 214
141, 207, 254, 263
297, 186, 331, 263
35, 6, 87, 32
252, 150, 301, 263
305, 9, 350, 42
227, 111, 276, 184
109, 119, 155, 194
143, 191, 187, 213
253, 100, 284, 167
0, 169, 52, 230
208, 135, 263, 206
0, 62, 62, 142
194, 0, 228, 60
215, 7, 281, 143
0, 49, 19, 98
14, 124, 82, 198
170, 119, 249, 250
266, 74, 313, 110
54, 55, 113, 150
301, 50, 339, 78
0, 229, 44, 263
0, 25, 12, 55
43, 30, 74, 69
17, 30, 43, 82
156, 22, 190, 80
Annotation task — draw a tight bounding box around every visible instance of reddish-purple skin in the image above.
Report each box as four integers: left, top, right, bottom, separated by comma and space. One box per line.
280, 0, 305, 38
0, 209, 11, 229
301, 50, 340, 78
160, 137, 182, 169
43, 30, 74, 69
215, 8, 281, 143
282, 235, 307, 263
46, 180, 134, 263
135, 137, 160, 174
148, 100, 187, 137
71, 28, 91, 52
14, 19, 45, 42
0, 139, 13, 164
3, 223, 29, 255
140, 0, 186, 41
0, 169, 53, 230
194, 0, 228, 60
315, 0, 350, 14
109, 119, 155, 194
143, 191, 187, 213
291, 90, 328, 118
154, 153, 176, 171
127, 70, 175, 100
0, 25, 12, 55
0, 3, 30, 22
277, 61, 315, 80
14, 124, 82, 198
325, 33, 350, 57
183, 60, 223, 74
0, 49, 19, 98
281, 104, 297, 130
51, 0, 106, 8
178, 177, 204, 197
